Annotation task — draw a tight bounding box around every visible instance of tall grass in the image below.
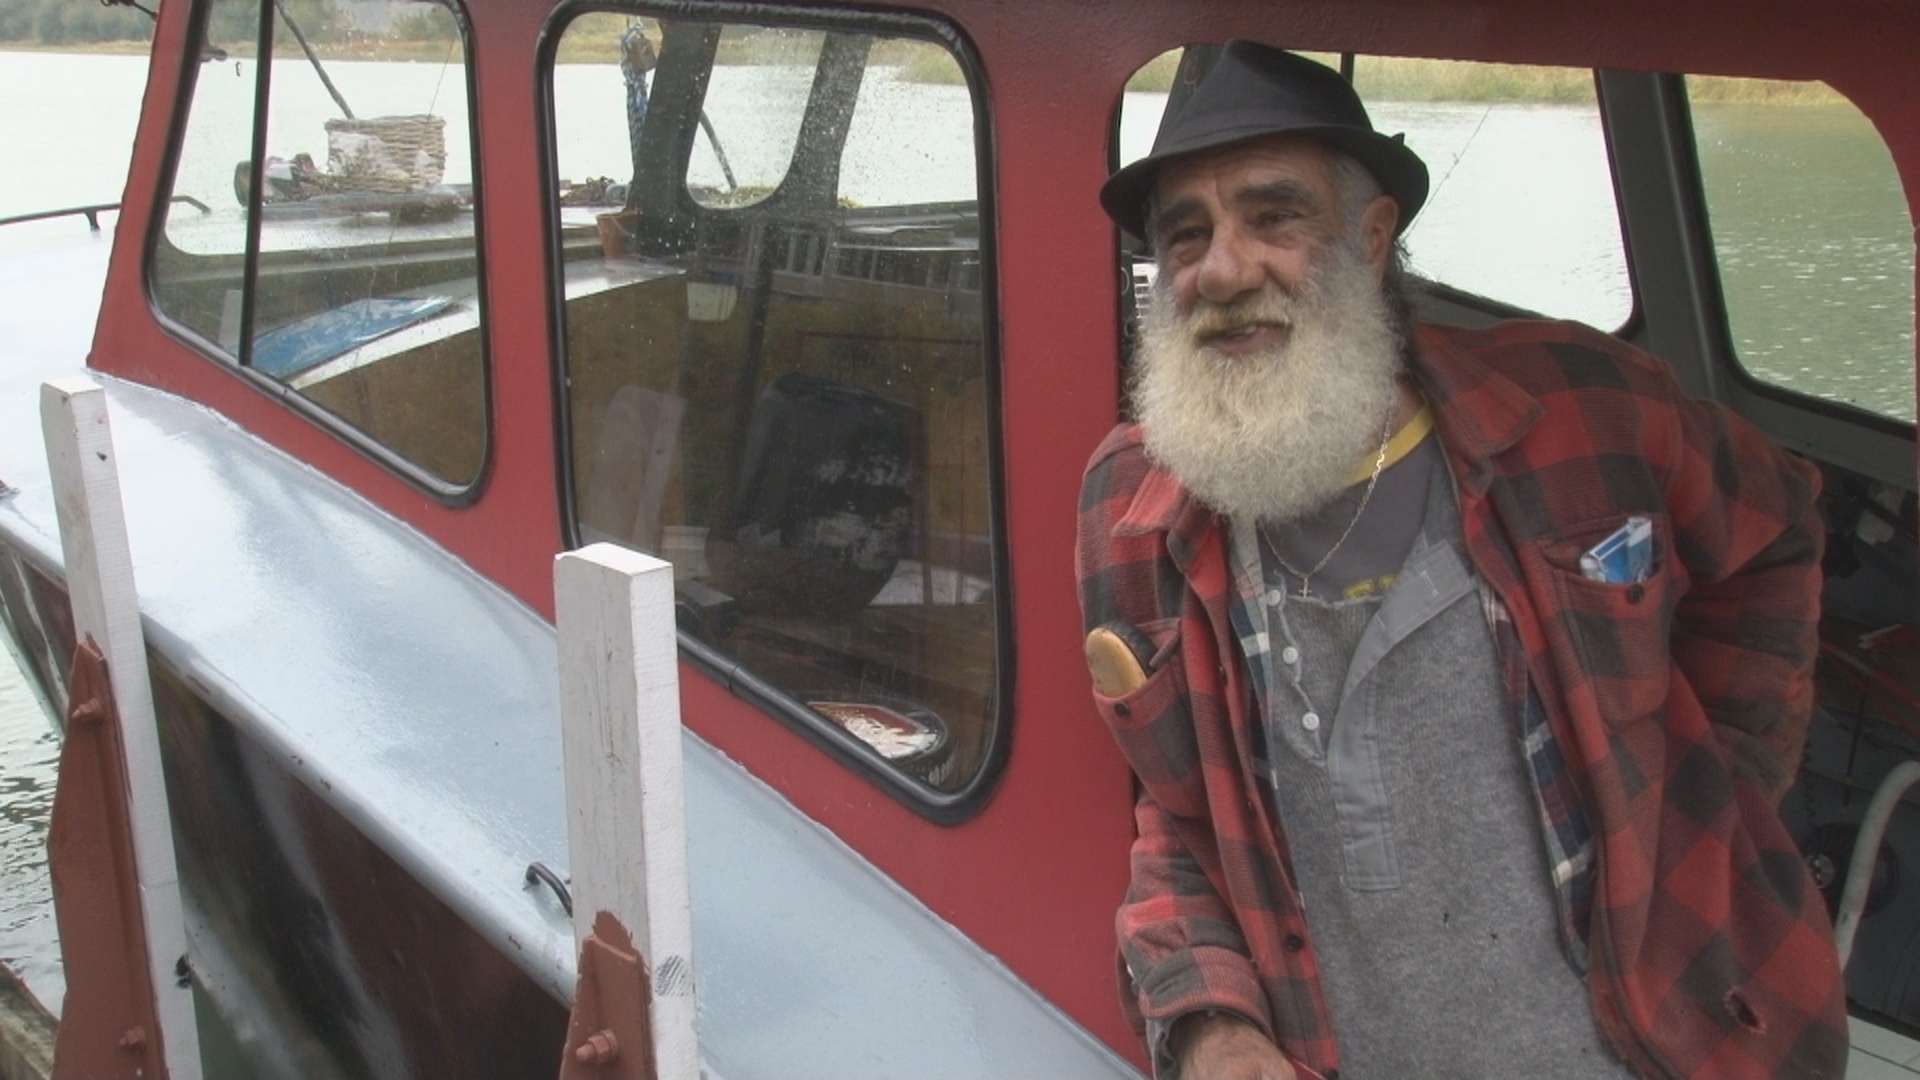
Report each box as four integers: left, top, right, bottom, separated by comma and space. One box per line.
555, 19, 942, 69
551, 23, 1845, 106
1120, 50, 1844, 105
889, 40, 963, 83
556, 17, 812, 66
469, 19, 1853, 109
10, 32, 1858, 109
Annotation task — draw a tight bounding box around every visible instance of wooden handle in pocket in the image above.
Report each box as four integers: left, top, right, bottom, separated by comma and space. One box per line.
1085, 624, 1153, 696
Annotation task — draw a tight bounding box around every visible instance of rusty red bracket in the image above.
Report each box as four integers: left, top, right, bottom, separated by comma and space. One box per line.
48, 637, 170, 1080
558, 912, 657, 1080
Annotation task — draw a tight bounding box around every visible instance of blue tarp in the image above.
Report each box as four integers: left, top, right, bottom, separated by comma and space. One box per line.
252, 295, 456, 379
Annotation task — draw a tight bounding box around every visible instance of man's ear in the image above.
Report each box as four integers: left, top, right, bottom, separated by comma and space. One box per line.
1359, 194, 1399, 278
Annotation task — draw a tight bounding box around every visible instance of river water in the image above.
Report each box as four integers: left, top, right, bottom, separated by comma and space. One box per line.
0, 46, 1914, 1021
0, 50, 147, 1015
0, 644, 58, 1009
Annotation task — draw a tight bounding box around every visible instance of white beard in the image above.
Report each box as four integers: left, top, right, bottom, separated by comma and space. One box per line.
1131, 239, 1405, 524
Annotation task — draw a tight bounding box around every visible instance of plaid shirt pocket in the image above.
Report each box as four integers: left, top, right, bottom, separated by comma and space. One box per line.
1531, 514, 1677, 728
1093, 617, 1209, 819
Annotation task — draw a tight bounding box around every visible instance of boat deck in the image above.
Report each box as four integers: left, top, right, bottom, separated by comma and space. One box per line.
1855, 1019, 1920, 1080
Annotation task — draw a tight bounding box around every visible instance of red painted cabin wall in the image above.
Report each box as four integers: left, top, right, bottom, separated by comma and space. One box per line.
85, 0, 1920, 1065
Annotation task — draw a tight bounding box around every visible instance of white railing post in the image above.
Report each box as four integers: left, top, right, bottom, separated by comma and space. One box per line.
554, 543, 698, 1080
41, 376, 203, 1080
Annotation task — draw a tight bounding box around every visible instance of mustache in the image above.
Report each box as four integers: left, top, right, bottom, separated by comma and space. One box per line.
1177, 287, 1305, 341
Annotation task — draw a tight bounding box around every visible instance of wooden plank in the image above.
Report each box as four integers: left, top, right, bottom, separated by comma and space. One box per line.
40, 376, 202, 1080
554, 543, 698, 1080
0, 966, 54, 1080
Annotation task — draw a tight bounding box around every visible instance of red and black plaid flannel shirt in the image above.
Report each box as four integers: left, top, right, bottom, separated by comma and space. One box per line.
1076, 319, 1849, 1078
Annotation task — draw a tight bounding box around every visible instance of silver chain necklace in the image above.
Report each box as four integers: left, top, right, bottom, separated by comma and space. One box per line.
1261, 408, 1397, 601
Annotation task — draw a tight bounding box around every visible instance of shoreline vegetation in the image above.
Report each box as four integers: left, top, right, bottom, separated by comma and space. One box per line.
1117, 51, 1845, 105
3, 35, 1847, 106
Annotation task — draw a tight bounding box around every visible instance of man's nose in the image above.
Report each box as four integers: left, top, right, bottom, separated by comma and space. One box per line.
1193, 225, 1266, 305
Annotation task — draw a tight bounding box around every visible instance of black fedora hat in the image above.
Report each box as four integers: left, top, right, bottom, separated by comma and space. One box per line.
1101, 40, 1429, 243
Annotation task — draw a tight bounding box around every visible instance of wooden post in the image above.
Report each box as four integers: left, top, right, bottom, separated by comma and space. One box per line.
554, 543, 697, 1080
40, 376, 202, 1080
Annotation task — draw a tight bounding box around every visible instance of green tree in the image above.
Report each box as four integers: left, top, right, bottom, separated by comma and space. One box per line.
389, 4, 458, 43
0, 0, 35, 40
34, 1, 69, 42
204, 0, 262, 51
275, 0, 345, 44
3, 0, 160, 43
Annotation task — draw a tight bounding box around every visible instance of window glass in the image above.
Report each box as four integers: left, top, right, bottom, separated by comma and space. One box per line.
1692, 79, 1915, 423
687, 26, 823, 206
152, 0, 258, 329
153, 0, 487, 486
551, 15, 1000, 799
553, 18, 824, 210
1116, 51, 1631, 328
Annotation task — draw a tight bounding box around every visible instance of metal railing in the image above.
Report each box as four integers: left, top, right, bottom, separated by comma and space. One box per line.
0, 196, 209, 233
1834, 758, 1920, 969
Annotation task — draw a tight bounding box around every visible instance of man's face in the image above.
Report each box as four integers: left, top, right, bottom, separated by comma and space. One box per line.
1129, 136, 1408, 524
1149, 136, 1397, 342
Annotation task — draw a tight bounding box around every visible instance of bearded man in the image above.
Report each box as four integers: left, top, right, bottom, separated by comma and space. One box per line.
1075, 40, 1850, 1080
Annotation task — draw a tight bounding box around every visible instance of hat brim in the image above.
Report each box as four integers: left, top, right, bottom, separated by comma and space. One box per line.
1101, 124, 1430, 244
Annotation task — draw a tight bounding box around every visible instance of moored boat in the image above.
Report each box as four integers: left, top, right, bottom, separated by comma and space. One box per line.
0, 0, 1915, 1075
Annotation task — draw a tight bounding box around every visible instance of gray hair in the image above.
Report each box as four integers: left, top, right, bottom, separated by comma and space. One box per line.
1325, 148, 1418, 352
1324, 151, 1410, 273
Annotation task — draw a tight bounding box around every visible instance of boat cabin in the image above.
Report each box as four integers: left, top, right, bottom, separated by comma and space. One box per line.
0, 0, 1914, 1074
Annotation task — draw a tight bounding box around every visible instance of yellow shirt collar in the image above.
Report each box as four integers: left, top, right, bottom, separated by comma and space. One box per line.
1343, 403, 1435, 488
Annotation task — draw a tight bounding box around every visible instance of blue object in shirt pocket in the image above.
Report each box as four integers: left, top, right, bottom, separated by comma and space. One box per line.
1532, 514, 1676, 728
1579, 514, 1654, 584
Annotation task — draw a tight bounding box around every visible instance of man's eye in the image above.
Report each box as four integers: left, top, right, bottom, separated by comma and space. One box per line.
1162, 227, 1206, 253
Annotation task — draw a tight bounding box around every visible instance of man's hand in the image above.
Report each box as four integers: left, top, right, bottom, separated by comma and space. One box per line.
1172, 1012, 1299, 1080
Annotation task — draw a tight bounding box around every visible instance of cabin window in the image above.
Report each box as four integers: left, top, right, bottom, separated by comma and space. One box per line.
550, 13, 1003, 808
1690, 79, 1916, 423
150, 0, 488, 490
1116, 51, 1631, 330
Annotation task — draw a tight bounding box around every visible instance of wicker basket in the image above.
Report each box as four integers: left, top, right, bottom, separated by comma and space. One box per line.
324, 115, 447, 194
